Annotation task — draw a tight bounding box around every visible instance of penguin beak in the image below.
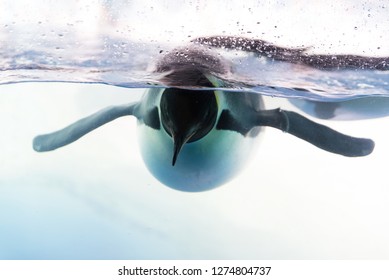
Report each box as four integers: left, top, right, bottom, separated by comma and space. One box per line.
171, 130, 196, 166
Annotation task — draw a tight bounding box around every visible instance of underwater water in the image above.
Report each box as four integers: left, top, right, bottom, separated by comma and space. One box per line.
1, 0, 389, 259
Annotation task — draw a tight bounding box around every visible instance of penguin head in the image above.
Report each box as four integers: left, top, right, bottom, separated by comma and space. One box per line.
154, 45, 229, 166
160, 88, 218, 165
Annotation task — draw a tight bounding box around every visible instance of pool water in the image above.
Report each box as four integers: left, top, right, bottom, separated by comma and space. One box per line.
0, 82, 388, 259
0, 0, 389, 259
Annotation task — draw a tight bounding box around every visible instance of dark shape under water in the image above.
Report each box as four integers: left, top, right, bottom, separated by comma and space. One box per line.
33, 37, 382, 192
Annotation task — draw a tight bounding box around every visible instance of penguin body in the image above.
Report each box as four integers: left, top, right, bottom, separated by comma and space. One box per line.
137, 87, 263, 191
33, 39, 376, 192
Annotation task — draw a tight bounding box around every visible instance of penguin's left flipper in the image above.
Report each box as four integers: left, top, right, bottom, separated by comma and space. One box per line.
217, 109, 374, 157
33, 102, 146, 152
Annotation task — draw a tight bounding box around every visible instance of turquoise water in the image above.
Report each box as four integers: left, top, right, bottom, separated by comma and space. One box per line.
0, 0, 389, 259
1, 83, 388, 259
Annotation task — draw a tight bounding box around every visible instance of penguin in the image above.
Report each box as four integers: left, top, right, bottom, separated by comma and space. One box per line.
33, 39, 377, 192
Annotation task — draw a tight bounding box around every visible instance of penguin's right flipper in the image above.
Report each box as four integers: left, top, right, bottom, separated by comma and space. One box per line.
217, 108, 374, 157
33, 103, 141, 152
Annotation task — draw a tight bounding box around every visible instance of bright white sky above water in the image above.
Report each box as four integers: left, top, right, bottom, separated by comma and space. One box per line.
1, 0, 389, 54
0, 0, 389, 259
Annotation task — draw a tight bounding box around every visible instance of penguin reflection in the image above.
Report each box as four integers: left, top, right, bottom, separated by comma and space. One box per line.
33, 37, 383, 192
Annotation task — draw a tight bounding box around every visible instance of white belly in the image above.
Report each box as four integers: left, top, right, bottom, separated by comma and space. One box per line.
137, 122, 262, 192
